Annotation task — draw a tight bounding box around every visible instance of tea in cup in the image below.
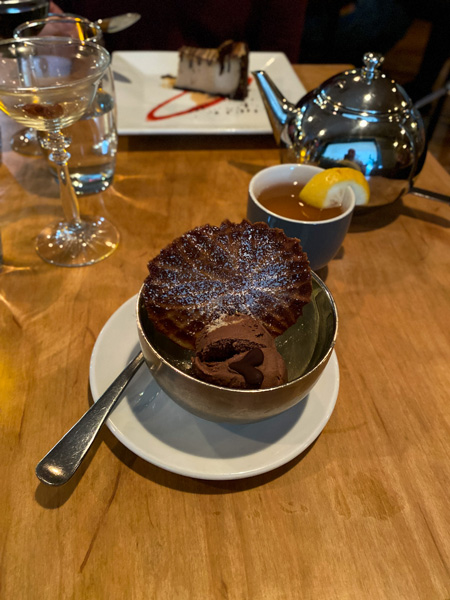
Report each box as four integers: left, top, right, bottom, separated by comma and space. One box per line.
247, 164, 355, 271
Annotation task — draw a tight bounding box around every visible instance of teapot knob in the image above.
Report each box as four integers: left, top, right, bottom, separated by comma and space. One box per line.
362, 52, 384, 80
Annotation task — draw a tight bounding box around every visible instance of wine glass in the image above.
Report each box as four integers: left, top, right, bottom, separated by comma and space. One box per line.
0, 37, 120, 266
14, 14, 118, 195
0, 0, 50, 155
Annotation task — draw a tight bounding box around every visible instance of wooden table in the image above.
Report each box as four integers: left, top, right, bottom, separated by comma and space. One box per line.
1, 65, 449, 600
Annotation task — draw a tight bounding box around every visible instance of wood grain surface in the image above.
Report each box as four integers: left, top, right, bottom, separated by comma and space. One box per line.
1, 64, 449, 600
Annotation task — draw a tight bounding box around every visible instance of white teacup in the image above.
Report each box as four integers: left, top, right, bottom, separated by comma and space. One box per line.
247, 164, 355, 271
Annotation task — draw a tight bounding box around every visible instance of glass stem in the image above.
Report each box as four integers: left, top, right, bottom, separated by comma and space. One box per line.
46, 131, 81, 225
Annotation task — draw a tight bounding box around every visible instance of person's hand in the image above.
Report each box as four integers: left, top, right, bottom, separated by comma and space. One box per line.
49, 2, 64, 14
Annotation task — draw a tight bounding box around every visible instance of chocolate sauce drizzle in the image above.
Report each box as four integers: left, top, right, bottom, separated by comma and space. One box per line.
229, 348, 264, 389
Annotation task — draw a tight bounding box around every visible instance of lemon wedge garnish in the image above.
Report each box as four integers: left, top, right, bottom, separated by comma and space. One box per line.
299, 168, 370, 209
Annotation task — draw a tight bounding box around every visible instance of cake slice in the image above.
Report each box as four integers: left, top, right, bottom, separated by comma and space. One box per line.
175, 40, 249, 100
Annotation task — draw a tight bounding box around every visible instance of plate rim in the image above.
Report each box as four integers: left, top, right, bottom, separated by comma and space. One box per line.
89, 295, 339, 480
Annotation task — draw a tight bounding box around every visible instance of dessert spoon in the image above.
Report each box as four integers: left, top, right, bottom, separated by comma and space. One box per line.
36, 351, 144, 486
95, 12, 141, 34
409, 186, 450, 205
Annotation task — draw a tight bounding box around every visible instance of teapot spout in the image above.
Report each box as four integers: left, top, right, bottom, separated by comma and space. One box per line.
252, 70, 297, 146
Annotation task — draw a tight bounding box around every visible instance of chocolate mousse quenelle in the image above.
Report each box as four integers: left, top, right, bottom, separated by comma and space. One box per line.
140, 219, 312, 390
192, 314, 287, 389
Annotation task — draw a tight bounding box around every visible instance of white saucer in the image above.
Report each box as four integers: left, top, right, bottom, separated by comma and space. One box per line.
89, 296, 339, 480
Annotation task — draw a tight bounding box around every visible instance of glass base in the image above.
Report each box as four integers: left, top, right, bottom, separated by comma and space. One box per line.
10, 128, 42, 156
36, 216, 119, 267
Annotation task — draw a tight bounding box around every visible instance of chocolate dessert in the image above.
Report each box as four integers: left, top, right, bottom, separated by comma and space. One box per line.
175, 40, 249, 100
142, 219, 311, 346
192, 314, 287, 389
141, 220, 312, 390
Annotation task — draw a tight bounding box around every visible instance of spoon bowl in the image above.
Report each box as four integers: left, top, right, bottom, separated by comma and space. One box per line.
96, 12, 141, 34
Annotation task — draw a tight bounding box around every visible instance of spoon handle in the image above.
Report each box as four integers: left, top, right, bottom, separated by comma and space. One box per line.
409, 187, 450, 205
36, 351, 145, 486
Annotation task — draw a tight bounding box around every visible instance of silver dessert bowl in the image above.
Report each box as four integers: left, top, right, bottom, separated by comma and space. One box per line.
136, 272, 338, 424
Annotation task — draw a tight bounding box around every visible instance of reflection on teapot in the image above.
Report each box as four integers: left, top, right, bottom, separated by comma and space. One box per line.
254, 53, 427, 208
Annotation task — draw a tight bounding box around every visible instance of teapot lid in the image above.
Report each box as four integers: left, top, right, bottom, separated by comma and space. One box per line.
316, 52, 413, 115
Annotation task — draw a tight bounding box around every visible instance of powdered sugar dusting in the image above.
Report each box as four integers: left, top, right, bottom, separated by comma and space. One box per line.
142, 220, 312, 349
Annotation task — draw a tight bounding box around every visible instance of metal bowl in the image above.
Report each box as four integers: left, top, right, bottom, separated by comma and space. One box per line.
136, 272, 338, 424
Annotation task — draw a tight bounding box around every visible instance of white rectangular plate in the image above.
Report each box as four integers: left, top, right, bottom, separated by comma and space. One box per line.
111, 50, 306, 135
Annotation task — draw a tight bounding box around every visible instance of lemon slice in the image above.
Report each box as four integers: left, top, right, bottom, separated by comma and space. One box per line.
299, 168, 370, 209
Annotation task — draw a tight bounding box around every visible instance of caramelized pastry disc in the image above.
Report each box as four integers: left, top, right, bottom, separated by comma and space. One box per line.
142, 220, 312, 349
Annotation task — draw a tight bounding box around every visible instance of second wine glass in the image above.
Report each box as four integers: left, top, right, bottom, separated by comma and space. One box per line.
0, 0, 50, 155
0, 37, 120, 266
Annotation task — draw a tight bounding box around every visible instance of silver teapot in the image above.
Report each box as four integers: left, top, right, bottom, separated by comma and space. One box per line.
254, 53, 427, 207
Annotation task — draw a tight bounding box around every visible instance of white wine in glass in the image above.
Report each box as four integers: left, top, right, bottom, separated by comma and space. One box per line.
0, 37, 120, 266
